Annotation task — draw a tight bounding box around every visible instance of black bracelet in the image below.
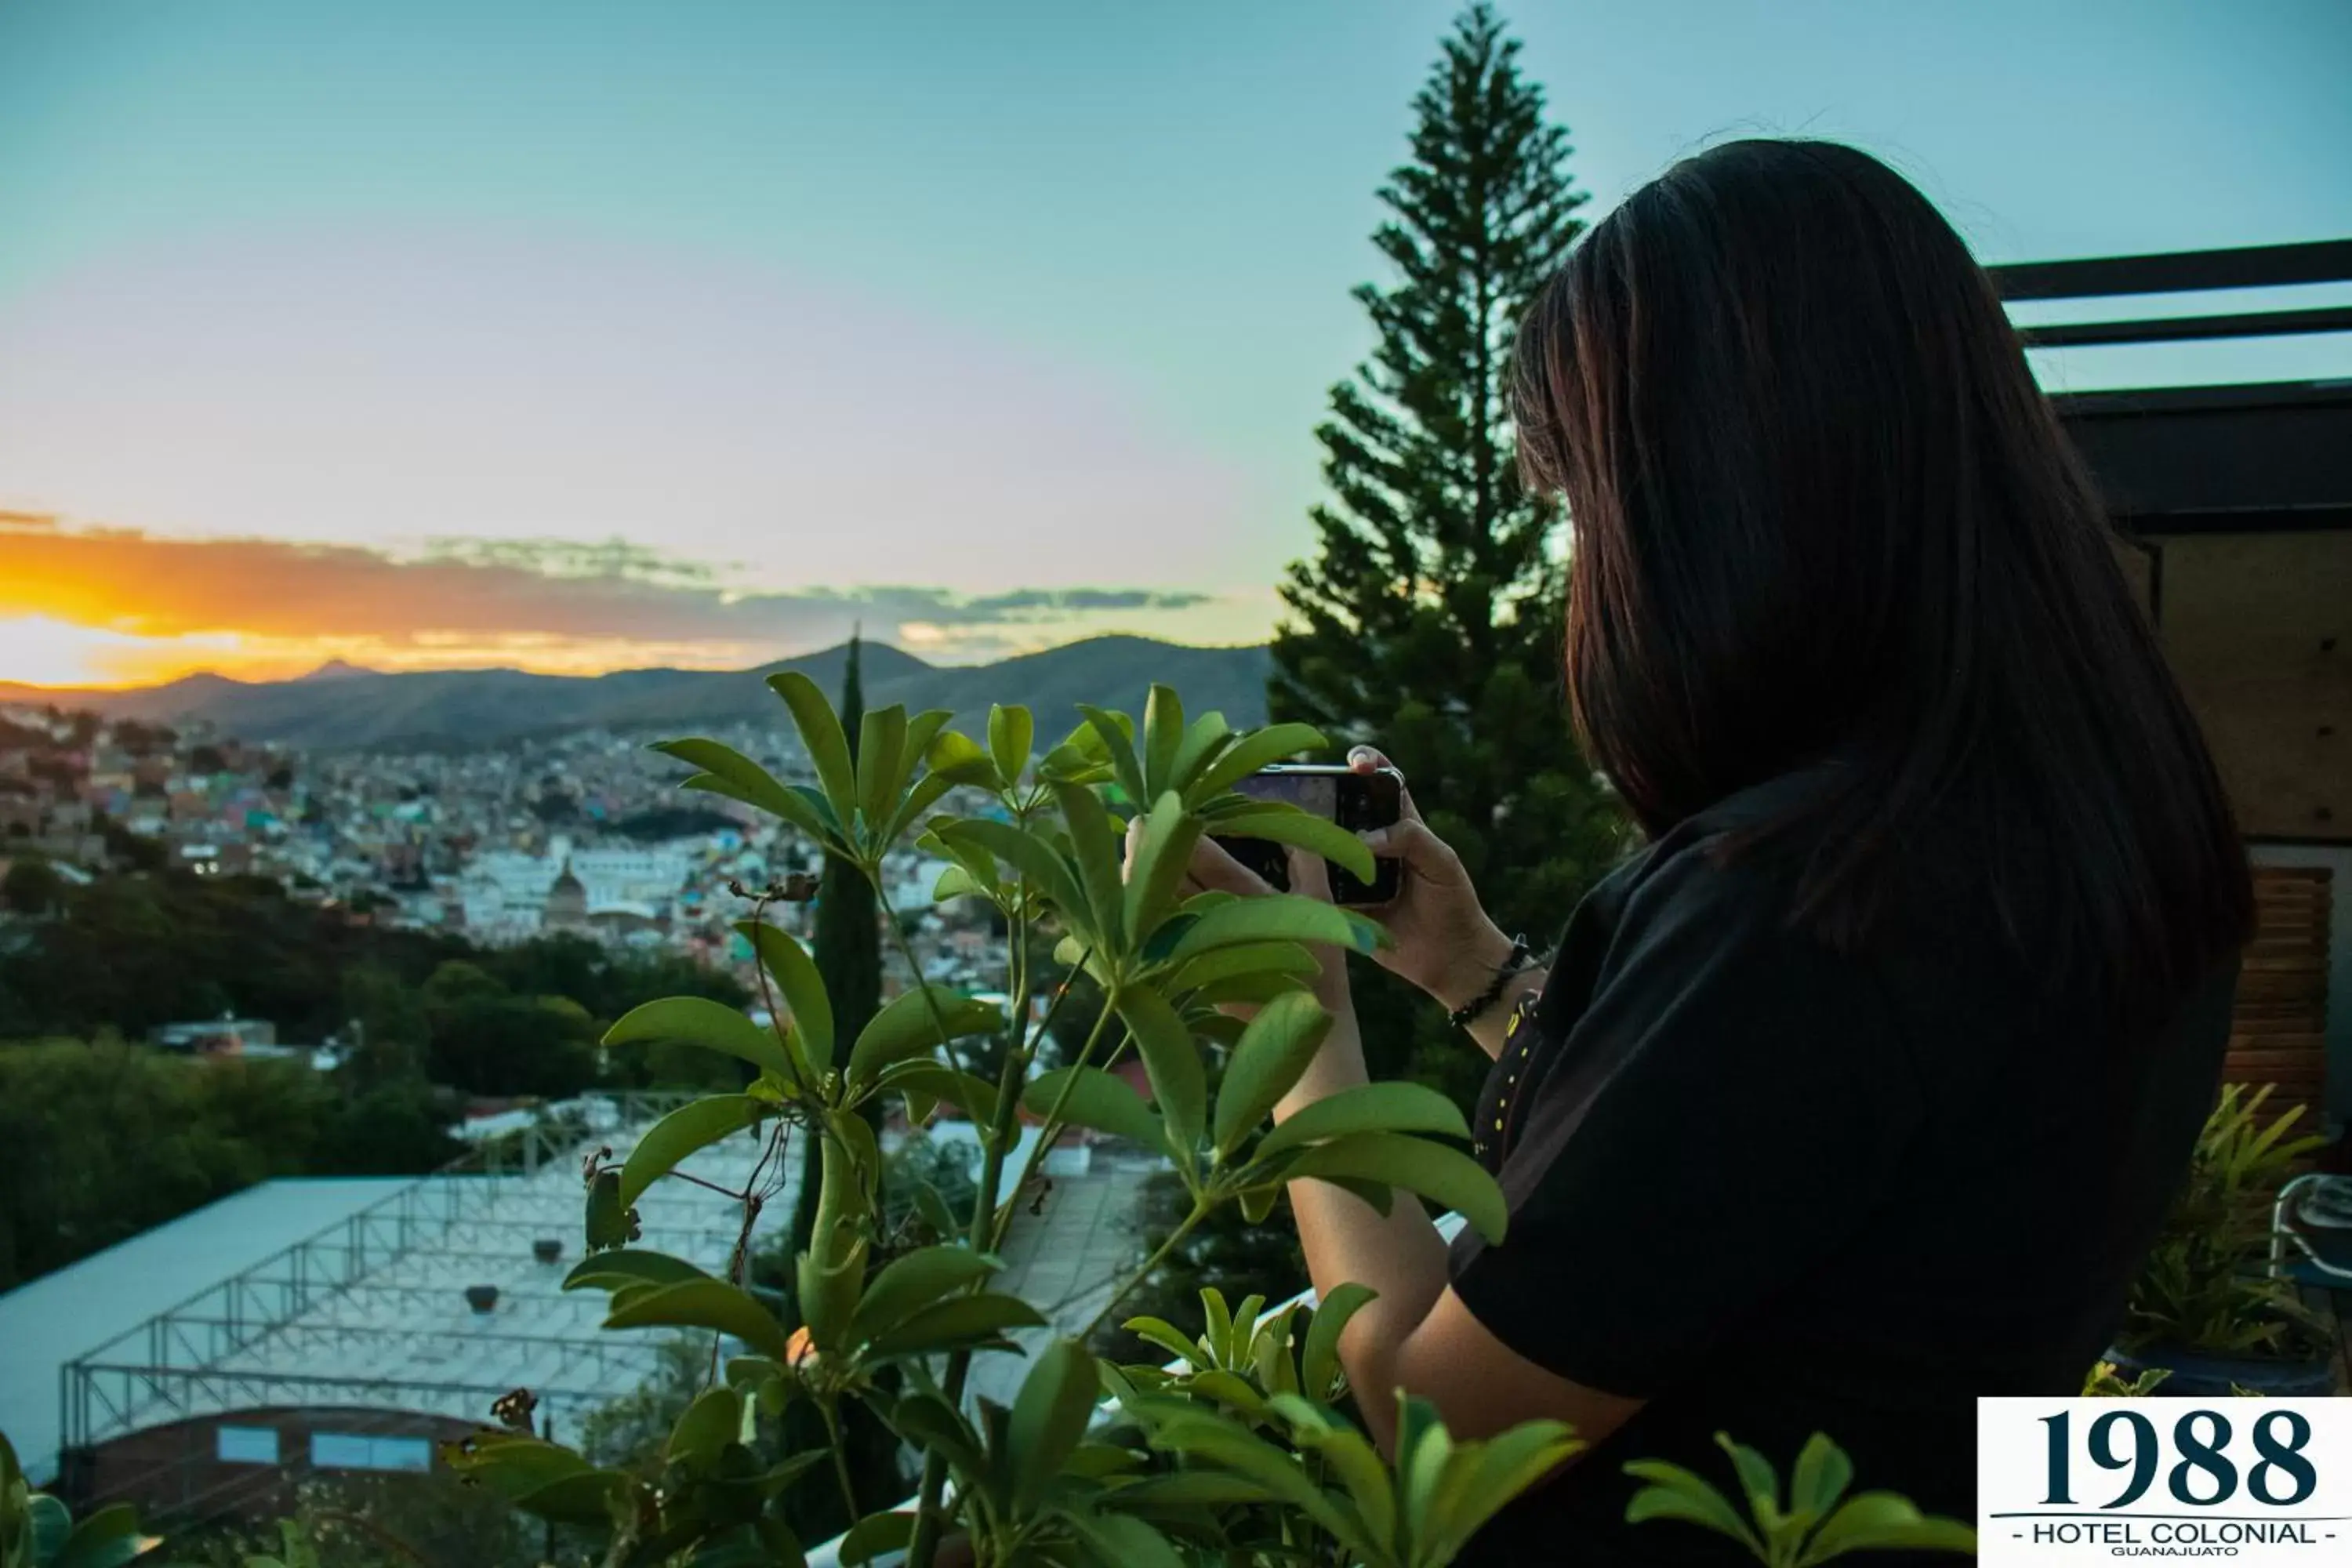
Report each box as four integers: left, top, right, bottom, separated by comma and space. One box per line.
1448, 934, 1534, 1029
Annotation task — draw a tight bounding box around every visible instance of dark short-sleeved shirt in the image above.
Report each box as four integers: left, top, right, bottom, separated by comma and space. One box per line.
1449, 764, 2235, 1565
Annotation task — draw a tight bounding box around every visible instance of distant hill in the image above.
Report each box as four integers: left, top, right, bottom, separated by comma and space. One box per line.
0, 637, 1276, 750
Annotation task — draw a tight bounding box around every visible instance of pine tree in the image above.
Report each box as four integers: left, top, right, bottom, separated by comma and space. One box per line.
1271, 3, 1624, 1105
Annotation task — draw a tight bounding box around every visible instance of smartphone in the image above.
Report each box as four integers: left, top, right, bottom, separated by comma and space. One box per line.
1214, 764, 1403, 906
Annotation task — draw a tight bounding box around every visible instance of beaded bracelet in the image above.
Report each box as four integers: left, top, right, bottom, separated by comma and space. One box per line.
1448, 934, 1534, 1029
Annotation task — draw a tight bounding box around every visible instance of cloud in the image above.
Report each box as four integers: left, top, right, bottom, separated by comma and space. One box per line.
963, 587, 1212, 615
0, 513, 1244, 674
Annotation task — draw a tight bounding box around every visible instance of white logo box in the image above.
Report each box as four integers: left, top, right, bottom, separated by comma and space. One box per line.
1979, 1396, 2352, 1564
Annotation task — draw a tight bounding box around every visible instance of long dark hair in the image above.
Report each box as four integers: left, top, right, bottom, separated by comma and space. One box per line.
1514, 139, 2250, 1017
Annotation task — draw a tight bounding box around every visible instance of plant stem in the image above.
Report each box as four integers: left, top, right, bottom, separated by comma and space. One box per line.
869, 858, 988, 1083
1081, 1200, 1209, 1342
907, 894, 1040, 1568
989, 1001, 1120, 1251
817, 1397, 862, 1525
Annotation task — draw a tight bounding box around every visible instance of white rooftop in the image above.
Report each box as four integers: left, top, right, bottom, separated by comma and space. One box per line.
0, 1177, 408, 1483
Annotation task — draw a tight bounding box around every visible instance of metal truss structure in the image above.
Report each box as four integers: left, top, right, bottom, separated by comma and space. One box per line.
60, 1090, 803, 1518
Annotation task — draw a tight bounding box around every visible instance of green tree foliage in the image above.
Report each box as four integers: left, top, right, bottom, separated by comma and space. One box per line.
0, 1040, 457, 1292
1270, 2, 1624, 1104
0, 859, 60, 916
420, 960, 601, 1099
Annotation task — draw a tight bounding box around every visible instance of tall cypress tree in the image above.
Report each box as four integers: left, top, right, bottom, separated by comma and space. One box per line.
781, 633, 894, 1534
789, 633, 881, 1261
1272, 3, 1624, 1105
808, 634, 883, 1062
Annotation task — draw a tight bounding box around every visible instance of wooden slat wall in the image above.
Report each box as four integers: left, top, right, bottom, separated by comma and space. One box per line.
2224, 866, 2334, 1130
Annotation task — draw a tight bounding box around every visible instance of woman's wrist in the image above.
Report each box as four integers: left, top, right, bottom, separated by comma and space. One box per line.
1433, 923, 1525, 1013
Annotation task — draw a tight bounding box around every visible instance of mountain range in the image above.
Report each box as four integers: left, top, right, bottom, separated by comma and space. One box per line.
0, 637, 1276, 750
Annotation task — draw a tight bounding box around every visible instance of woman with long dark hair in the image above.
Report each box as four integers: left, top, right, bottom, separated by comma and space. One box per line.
1181, 140, 2252, 1563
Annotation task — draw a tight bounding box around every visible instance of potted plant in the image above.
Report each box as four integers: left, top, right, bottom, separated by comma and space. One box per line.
532, 1237, 564, 1265
464, 1284, 500, 1315
2107, 1083, 2336, 1396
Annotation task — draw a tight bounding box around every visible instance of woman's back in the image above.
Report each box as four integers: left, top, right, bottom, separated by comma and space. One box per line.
1452, 767, 2236, 1563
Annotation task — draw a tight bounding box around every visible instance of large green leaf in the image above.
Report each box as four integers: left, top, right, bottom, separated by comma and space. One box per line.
1283, 1133, 1507, 1244
1141, 684, 1185, 798
1007, 1338, 1101, 1512
1053, 777, 1127, 949
51, 1503, 153, 1568
1164, 711, 1232, 797
666, 1386, 742, 1468
734, 920, 833, 1070
866, 1293, 1047, 1359
1789, 1432, 1855, 1523
563, 1249, 713, 1294
1022, 1066, 1164, 1147
1121, 791, 1202, 947
1076, 704, 1149, 808
875, 1059, 1000, 1126
603, 1278, 796, 1363
1250, 1081, 1471, 1163
1200, 802, 1377, 884
1212, 990, 1334, 1155
1062, 1509, 1187, 1568
1428, 1421, 1581, 1561
883, 768, 960, 848
1798, 1492, 1977, 1565
1170, 940, 1322, 993
937, 818, 1088, 921
650, 739, 821, 837
1116, 986, 1207, 1155
1186, 721, 1328, 802
1716, 1432, 1787, 1537
845, 988, 1004, 1084
1301, 1281, 1377, 1402
583, 1170, 632, 1251
605, 997, 797, 1081
1266, 1397, 1396, 1550
1622, 1461, 1766, 1559
766, 670, 860, 826
989, 704, 1034, 789
617, 1094, 767, 1208
883, 1395, 987, 1475
855, 705, 911, 833
445, 1443, 603, 1504
837, 1512, 918, 1567
1164, 895, 1380, 963
1143, 1413, 1368, 1558
851, 1245, 1003, 1342
924, 728, 1002, 789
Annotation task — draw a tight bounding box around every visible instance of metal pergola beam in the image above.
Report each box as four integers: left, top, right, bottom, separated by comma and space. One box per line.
1991, 238, 2352, 299
2017, 304, 2352, 348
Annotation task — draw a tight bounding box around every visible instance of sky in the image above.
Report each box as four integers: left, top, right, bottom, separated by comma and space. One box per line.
1, 0, 2347, 687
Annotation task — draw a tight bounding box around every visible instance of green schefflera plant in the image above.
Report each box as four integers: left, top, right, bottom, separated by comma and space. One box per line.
1624, 1433, 1976, 1567
0, 1432, 154, 1568
448, 681, 1530, 1567
1092, 1287, 1581, 1567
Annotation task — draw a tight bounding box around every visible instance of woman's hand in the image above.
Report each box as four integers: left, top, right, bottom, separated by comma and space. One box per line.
1344, 746, 1518, 1014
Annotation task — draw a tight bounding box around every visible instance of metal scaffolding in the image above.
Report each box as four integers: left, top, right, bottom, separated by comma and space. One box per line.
57, 1088, 797, 1516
